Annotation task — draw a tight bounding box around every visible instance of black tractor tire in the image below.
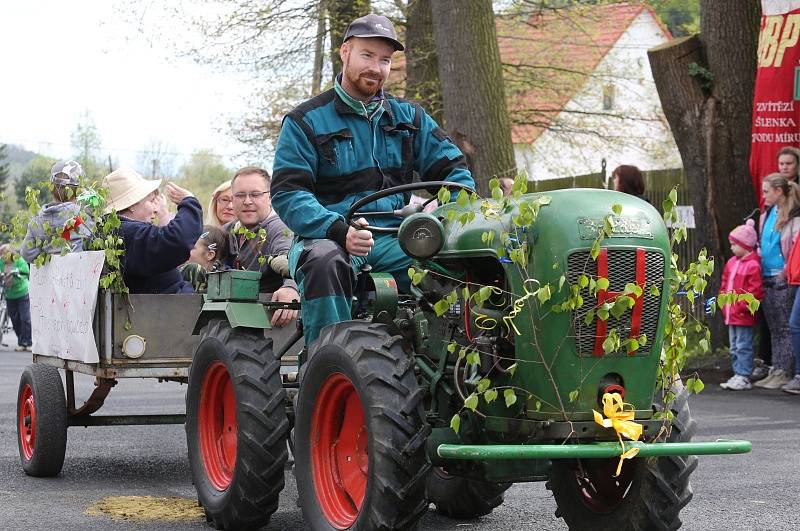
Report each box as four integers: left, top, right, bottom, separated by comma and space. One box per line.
426, 466, 510, 518
295, 322, 430, 530
547, 382, 698, 531
17, 364, 68, 477
186, 319, 289, 531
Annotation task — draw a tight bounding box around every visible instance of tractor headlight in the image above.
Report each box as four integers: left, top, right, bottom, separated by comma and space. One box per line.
398, 213, 445, 259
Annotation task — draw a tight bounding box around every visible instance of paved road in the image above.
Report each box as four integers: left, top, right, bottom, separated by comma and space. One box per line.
1, 335, 798, 530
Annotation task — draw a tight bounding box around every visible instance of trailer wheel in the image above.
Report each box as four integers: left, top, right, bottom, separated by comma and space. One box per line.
187, 319, 289, 530
295, 322, 429, 530
426, 467, 509, 518
17, 364, 67, 477
547, 382, 697, 531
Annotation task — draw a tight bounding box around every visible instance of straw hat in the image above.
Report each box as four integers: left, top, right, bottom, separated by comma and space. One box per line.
103, 168, 161, 214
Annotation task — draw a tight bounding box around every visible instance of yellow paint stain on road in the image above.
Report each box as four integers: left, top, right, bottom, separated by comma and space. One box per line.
85, 496, 204, 522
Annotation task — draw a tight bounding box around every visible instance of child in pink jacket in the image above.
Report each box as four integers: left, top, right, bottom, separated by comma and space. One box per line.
720, 219, 764, 390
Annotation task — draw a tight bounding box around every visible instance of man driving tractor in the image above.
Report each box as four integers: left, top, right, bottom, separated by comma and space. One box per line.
271, 13, 475, 344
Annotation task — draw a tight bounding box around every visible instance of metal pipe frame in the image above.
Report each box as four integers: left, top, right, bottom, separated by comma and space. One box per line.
437, 440, 752, 460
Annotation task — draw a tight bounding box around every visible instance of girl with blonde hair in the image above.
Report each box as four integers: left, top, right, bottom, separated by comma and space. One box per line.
756, 173, 800, 388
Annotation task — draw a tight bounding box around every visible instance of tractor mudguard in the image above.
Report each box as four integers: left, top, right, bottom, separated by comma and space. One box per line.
192, 301, 270, 335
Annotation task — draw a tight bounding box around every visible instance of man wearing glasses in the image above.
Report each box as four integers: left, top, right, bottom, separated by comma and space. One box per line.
271, 14, 474, 344
225, 166, 299, 327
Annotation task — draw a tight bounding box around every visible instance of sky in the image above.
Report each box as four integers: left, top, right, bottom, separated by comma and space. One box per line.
0, 1, 253, 172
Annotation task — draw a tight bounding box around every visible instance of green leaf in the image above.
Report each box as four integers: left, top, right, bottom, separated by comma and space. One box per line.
407, 267, 415, 280
465, 393, 479, 411
450, 413, 461, 433
433, 299, 450, 316
569, 390, 579, 403
456, 190, 469, 208
466, 350, 481, 367
438, 187, 451, 205
579, 274, 589, 288
669, 187, 678, 204
124, 320, 132, 331
602, 336, 616, 354
478, 286, 493, 304
612, 203, 622, 215
699, 338, 709, 352
447, 342, 457, 354
492, 185, 503, 201
484, 388, 498, 403
507, 363, 517, 376
504, 389, 517, 407
590, 240, 601, 260
596, 277, 610, 291
583, 309, 595, 326
477, 378, 491, 393
558, 275, 566, 292
536, 285, 552, 304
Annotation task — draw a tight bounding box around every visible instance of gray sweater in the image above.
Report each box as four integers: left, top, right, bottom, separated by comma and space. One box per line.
21, 202, 95, 263
224, 215, 297, 293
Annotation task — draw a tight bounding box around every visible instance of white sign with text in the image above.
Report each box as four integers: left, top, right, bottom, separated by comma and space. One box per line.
30, 251, 105, 363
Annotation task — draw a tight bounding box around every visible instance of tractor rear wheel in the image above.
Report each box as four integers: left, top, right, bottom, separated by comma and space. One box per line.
17, 364, 68, 477
426, 466, 510, 518
547, 382, 697, 531
294, 322, 429, 530
186, 319, 289, 530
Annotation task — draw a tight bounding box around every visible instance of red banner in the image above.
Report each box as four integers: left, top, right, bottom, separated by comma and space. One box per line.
750, 2, 800, 205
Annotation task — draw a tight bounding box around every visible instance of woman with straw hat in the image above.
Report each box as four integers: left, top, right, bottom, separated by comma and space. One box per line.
104, 168, 203, 293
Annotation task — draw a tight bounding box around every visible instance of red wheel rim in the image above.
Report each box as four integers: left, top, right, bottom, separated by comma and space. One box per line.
19, 383, 36, 460
311, 373, 368, 529
198, 361, 237, 491
571, 458, 636, 513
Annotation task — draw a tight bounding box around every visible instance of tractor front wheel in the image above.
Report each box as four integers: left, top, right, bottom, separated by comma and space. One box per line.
426, 466, 510, 519
17, 364, 68, 477
294, 322, 429, 530
186, 319, 289, 530
547, 382, 697, 531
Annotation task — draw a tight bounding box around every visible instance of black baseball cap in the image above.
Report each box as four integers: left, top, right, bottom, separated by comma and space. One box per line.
343, 14, 404, 51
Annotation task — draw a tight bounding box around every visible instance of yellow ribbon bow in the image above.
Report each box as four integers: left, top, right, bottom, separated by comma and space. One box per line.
592, 392, 644, 476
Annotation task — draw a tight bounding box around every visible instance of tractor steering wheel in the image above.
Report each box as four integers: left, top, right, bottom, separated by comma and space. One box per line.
344, 181, 475, 234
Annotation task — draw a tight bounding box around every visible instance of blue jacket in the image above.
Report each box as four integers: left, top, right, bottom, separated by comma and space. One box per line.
271, 88, 474, 247
119, 197, 203, 294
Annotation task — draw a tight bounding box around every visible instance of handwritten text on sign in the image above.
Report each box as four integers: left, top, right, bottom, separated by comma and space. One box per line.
30, 251, 105, 363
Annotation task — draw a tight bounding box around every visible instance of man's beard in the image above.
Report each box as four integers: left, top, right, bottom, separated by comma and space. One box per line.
344, 60, 384, 100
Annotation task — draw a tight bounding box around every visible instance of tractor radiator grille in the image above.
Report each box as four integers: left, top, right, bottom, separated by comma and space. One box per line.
566, 249, 665, 357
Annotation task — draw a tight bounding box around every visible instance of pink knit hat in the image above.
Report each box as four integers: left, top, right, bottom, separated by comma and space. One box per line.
729, 219, 757, 252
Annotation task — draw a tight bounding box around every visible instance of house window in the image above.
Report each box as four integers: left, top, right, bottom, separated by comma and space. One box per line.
603, 84, 615, 110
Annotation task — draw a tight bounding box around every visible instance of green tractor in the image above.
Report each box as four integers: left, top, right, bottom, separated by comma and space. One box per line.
185, 182, 750, 531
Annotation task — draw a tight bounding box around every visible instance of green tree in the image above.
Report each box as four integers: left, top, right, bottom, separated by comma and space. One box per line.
16, 155, 57, 208
647, 0, 700, 37
71, 110, 103, 179
177, 149, 234, 211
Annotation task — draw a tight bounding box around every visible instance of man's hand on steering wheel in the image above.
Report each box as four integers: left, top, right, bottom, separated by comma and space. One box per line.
347, 217, 374, 256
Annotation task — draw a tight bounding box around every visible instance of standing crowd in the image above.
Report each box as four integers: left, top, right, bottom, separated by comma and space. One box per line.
719, 146, 800, 395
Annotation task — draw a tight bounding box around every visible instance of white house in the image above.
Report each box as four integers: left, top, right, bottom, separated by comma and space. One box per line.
497, 2, 681, 181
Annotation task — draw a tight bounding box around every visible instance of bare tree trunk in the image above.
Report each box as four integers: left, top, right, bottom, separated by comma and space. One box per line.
431, 0, 515, 196
405, 0, 443, 124
311, 3, 326, 95
326, 0, 371, 84
648, 0, 761, 347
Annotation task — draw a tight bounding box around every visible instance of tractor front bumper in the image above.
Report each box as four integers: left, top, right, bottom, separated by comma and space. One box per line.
437, 440, 752, 460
